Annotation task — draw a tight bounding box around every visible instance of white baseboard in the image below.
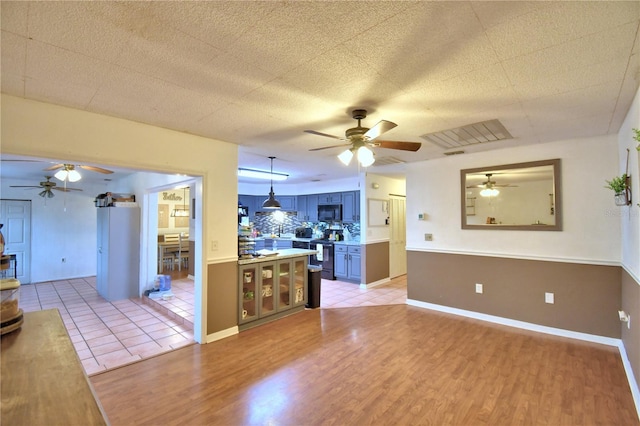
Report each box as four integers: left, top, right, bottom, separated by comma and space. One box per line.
407, 299, 640, 421
360, 277, 390, 289
407, 299, 620, 345
618, 341, 640, 421
205, 326, 238, 343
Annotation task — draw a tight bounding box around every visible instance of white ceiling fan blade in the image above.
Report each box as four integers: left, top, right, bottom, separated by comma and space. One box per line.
363, 120, 397, 140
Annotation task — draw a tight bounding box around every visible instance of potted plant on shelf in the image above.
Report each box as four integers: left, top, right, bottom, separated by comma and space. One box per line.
605, 173, 629, 206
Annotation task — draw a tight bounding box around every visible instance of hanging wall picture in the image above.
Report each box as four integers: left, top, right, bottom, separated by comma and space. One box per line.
158, 204, 169, 228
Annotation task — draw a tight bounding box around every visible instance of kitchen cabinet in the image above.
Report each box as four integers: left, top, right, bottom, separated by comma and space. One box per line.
318, 193, 342, 204
239, 254, 308, 328
306, 195, 318, 221
251, 194, 296, 213
341, 190, 360, 223
296, 195, 307, 221
97, 207, 140, 301
296, 195, 318, 221
334, 244, 361, 282
238, 195, 253, 211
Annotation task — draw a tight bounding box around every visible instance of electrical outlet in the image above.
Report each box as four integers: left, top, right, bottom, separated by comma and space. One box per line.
475, 283, 483, 294
211, 240, 218, 251
425, 233, 433, 241
545, 292, 554, 304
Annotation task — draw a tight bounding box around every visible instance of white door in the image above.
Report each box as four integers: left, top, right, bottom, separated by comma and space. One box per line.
389, 196, 406, 279
0, 200, 32, 284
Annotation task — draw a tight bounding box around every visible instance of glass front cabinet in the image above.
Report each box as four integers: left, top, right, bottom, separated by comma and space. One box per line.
239, 256, 308, 326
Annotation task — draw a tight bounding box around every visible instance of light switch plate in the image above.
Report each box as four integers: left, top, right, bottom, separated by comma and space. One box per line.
545, 292, 554, 304
475, 283, 483, 294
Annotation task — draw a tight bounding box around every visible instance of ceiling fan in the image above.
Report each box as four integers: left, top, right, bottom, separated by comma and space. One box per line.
9, 176, 83, 198
467, 173, 517, 197
44, 163, 113, 182
305, 109, 422, 167
467, 173, 517, 189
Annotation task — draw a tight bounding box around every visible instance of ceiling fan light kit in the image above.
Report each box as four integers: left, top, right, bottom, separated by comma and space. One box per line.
305, 108, 421, 167
262, 157, 281, 209
357, 146, 375, 167
337, 149, 354, 166
54, 168, 82, 182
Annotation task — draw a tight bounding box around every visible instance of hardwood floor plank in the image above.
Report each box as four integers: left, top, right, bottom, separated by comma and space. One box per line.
91, 305, 639, 425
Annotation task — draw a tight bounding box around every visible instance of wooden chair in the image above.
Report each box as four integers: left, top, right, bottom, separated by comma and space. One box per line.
159, 234, 181, 272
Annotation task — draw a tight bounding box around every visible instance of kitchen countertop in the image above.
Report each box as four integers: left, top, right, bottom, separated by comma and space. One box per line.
238, 248, 318, 265
1, 309, 109, 425
249, 236, 361, 245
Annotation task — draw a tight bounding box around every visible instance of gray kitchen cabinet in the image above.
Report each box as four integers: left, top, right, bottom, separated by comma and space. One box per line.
239, 256, 307, 328
296, 195, 308, 221
278, 196, 296, 211
341, 191, 360, 223
238, 195, 253, 210
96, 207, 140, 301
253, 194, 296, 212
318, 193, 341, 204
334, 244, 361, 282
306, 194, 319, 221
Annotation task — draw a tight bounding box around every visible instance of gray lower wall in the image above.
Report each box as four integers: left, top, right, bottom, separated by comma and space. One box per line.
363, 241, 389, 284
622, 268, 640, 387
207, 261, 238, 334
407, 251, 621, 338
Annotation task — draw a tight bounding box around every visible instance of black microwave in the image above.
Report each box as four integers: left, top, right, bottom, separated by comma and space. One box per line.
318, 204, 342, 222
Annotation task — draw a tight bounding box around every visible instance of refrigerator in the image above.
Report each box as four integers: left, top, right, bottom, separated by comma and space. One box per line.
96, 207, 140, 301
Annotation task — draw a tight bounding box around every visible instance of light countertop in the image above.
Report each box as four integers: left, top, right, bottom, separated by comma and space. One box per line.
238, 248, 318, 265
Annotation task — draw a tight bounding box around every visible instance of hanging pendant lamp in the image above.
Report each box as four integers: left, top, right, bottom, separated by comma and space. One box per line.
262, 156, 281, 209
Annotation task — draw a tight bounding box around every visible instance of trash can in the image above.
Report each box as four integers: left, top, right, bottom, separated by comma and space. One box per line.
306, 265, 322, 308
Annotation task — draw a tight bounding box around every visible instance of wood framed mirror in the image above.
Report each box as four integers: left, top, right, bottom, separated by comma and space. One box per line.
461, 159, 562, 231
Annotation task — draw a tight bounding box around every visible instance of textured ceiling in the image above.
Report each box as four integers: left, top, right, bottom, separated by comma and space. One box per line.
1, 1, 639, 184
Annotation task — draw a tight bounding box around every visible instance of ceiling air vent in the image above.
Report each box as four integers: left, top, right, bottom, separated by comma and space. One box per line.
373, 156, 406, 166
420, 119, 512, 150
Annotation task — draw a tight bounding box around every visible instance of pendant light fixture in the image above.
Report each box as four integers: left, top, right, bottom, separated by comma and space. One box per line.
262, 156, 281, 209
171, 186, 190, 217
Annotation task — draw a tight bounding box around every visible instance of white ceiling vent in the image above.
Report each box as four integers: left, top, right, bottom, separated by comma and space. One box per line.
373, 156, 406, 166
420, 119, 513, 150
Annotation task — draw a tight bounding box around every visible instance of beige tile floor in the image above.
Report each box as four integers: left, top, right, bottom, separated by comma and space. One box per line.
19, 274, 406, 376
320, 275, 407, 308
20, 277, 194, 376
143, 278, 195, 330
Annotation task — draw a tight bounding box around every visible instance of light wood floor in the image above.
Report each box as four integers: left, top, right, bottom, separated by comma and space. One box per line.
91, 305, 639, 426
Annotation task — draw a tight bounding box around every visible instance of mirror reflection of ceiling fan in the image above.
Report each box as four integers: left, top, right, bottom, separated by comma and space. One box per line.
467, 173, 517, 197
9, 176, 82, 198
44, 163, 114, 182
305, 109, 422, 167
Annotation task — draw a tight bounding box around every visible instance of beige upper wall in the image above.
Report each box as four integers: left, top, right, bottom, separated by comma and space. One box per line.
618, 88, 640, 278
406, 133, 622, 264
1, 94, 239, 262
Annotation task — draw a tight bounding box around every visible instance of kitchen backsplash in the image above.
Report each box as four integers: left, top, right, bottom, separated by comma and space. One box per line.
252, 212, 360, 239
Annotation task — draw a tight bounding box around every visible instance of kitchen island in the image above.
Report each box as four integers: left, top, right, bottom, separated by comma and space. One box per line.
238, 248, 317, 330
1, 310, 109, 425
